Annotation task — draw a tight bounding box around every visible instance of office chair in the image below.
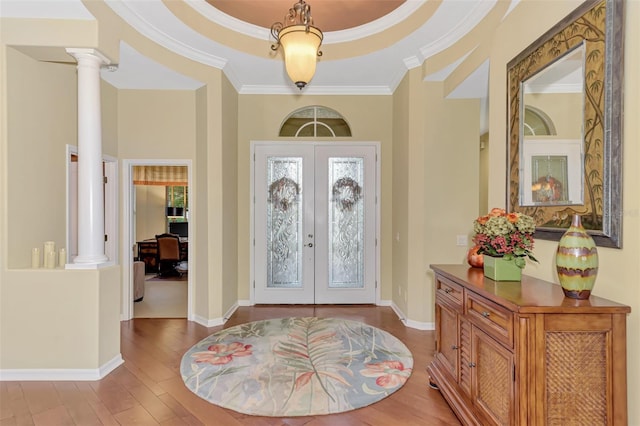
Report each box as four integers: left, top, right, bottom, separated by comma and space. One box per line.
155, 233, 181, 277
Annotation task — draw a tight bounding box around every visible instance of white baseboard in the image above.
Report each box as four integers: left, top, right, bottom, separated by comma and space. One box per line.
192, 302, 239, 328
0, 354, 124, 381
390, 302, 434, 330
404, 317, 435, 330
223, 303, 239, 322
192, 314, 225, 328
187, 300, 434, 331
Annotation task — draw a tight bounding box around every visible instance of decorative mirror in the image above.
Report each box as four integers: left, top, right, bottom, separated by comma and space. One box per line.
507, 0, 624, 248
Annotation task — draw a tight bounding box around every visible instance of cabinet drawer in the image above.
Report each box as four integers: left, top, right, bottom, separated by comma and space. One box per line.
466, 292, 513, 348
436, 276, 464, 308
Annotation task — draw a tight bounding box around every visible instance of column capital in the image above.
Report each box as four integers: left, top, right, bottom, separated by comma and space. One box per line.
65, 48, 112, 66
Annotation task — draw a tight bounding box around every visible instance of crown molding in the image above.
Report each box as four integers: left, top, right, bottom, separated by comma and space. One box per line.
186, 0, 270, 40
106, 0, 228, 69
238, 84, 394, 96
417, 0, 496, 61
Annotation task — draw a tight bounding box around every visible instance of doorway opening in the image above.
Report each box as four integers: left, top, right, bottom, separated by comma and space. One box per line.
122, 159, 193, 320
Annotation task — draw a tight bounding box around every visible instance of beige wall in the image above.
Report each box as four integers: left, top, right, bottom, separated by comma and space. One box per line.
117, 89, 196, 289
0, 24, 122, 376
117, 90, 196, 159
524, 92, 583, 138
189, 74, 239, 321
116, 87, 239, 323
2, 267, 121, 370
392, 71, 411, 316
220, 75, 239, 314
392, 70, 480, 324
5, 47, 77, 269
193, 87, 210, 317
489, 1, 640, 423
479, 132, 489, 216
102, 79, 118, 156
98, 266, 123, 366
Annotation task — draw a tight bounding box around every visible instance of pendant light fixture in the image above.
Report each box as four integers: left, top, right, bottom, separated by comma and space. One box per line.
271, 0, 323, 89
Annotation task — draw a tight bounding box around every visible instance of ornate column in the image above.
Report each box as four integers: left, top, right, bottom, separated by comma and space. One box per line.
66, 48, 110, 265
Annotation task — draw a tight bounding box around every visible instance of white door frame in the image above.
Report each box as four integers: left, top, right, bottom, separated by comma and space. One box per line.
121, 159, 193, 321
250, 141, 381, 305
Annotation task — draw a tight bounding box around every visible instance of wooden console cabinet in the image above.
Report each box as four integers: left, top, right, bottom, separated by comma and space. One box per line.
427, 264, 630, 426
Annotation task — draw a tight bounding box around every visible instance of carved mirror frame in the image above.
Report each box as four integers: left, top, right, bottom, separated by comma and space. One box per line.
507, 0, 624, 248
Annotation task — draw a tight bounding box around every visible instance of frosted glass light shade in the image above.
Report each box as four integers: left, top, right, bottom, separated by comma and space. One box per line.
279, 25, 322, 89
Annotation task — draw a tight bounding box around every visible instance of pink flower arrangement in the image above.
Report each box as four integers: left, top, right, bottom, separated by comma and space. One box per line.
472, 208, 538, 268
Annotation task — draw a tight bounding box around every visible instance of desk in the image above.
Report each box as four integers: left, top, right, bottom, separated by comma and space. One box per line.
137, 239, 188, 274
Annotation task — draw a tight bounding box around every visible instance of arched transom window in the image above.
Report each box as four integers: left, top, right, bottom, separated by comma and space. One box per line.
523, 105, 557, 136
279, 106, 352, 137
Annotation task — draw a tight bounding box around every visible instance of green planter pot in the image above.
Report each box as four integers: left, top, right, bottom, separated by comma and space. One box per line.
483, 256, 522, 281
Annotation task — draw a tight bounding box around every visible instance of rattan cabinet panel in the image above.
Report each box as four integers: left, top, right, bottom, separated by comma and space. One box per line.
427, 265, 630, 426
459, 319, 472, 396
472, 326, 514, 425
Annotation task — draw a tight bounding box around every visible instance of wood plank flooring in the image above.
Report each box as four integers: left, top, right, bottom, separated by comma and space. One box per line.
0, 306, 461, 425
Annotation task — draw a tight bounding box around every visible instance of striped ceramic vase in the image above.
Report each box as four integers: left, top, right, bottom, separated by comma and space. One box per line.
555, 214, 599, 299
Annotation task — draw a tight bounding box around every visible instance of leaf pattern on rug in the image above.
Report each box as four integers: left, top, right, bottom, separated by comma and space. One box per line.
273, 317, 353, 405
180, 317, 413, 417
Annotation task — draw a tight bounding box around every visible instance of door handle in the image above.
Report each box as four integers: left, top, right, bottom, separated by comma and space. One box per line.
307, 243, 313, 247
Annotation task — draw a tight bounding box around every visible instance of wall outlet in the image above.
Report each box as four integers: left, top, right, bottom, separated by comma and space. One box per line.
456, 235, 468, 246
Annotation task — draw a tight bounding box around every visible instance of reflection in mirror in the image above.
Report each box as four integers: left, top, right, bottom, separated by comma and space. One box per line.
520, 43, 585, 207
523, 106, 556, 136
507, 0, 624, 248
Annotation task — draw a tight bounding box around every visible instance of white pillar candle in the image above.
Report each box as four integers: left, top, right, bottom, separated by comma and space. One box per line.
59, 248, 66, 268
46, 250, 56, 269
43, 241, 55, 269
31, 248, 40, 269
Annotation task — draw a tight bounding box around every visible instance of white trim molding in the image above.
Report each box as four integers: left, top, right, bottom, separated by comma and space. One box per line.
192, 315, 225, 328
0, 355, 123, 381
391, 302, 435, 330
192, 303, 239, 328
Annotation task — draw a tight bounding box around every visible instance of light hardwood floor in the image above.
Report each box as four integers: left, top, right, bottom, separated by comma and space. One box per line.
0, 306, 461, 425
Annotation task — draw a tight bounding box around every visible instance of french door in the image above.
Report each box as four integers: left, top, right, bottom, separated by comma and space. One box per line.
254, 143, 377, 304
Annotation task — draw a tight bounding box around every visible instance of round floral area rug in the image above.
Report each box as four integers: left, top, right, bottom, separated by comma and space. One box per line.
180, 317, 413, 417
